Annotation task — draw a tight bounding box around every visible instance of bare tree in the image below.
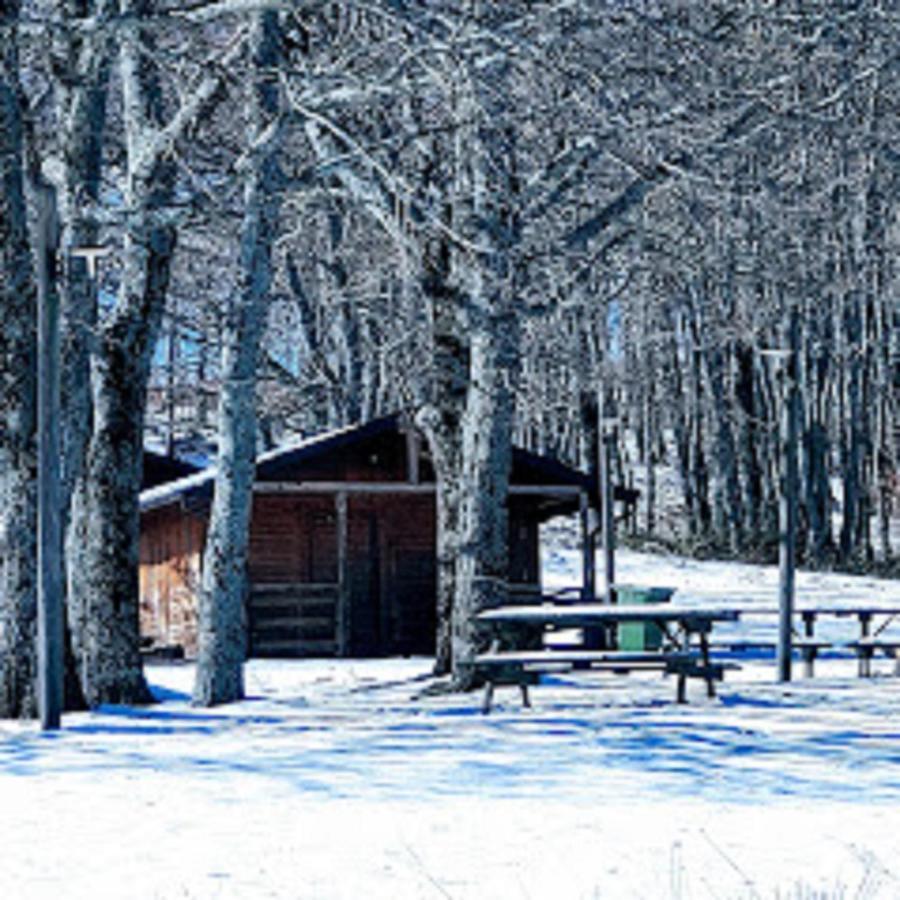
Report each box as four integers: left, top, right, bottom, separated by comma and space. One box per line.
0, 0, 37, 718
194, 9, 285, 706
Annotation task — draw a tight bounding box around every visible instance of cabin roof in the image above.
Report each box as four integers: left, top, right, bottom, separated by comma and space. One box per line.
139, 414, 592, 514
142, 449, 200, 491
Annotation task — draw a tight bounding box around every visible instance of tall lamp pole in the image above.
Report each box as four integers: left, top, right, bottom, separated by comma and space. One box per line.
600, 417, 618, 605
763, 337, 800, 684
35, 180, 63, 730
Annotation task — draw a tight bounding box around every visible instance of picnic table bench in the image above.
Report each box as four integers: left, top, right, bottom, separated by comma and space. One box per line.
847, 637, 900, 677
472, 602, 739, 712
708, 637, 833, 677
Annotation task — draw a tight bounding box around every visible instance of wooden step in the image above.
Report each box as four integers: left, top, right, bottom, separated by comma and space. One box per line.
250, 581, 338, 595
249, 615, 334, 630
249, 638, 337, 657
250, 592, 337, 611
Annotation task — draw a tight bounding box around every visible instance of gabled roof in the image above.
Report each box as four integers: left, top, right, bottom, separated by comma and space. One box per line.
142, 450, 200, 491
140, 413, 593, 513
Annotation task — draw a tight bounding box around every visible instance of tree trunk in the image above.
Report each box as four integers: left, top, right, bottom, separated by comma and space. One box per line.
66, 0, 177, 706
194, 10, 283, 707
453, 308, 518, 685
450, 55, 520, 685
54, 0, 115, 713
734, 343, 764, 541
417, 226, 468, 676
702, 340, 744, 552
0, 0, 38, 718
67, 223, 174, 706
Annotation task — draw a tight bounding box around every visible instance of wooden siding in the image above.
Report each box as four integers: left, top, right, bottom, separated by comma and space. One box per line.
243, 493, 441, 657
246, 495, 339, 657
140, 492, 543, 658
248, 583, 339, 657
139, 505, 205, 655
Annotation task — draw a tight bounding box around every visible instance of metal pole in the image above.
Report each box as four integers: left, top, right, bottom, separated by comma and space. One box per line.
777, 335, 799, 683
601, 427, 616, 604
35, 180, 64, 729
579, 490, 595, 601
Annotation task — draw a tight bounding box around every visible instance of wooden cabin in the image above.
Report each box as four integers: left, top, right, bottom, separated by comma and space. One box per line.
139, 415, 595, 658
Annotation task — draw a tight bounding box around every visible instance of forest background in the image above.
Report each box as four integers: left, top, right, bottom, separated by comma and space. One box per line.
1, 1, 897, 716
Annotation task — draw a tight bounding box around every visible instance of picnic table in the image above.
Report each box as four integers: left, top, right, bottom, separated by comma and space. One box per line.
730, 603, 900, 676
473, 602, 740, 711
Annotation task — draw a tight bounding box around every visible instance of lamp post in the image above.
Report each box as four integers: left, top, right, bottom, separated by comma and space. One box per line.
600, 416, 619, 605
35, 181, 63, 730
762, 344, 799, 683
35, 226, 110, 730
69, 245, 111, 278
581, 414, 618, 652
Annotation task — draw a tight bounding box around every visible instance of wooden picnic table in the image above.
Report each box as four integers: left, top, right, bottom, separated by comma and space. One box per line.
727, 603, 900, 676
475, 602, 740, 709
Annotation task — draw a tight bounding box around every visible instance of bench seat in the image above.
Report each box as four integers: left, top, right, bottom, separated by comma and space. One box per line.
847, 638, 900, 676
709, 638, 831, 676
475, 649, 694, 668
471, 649, 729, 712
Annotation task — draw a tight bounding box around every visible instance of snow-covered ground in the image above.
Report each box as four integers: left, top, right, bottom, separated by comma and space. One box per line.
3, 545, 900, 899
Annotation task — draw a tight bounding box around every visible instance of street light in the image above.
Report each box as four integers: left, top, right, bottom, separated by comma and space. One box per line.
70, 245, 111, 279
761, 345, 799, 684
600, 416, 619, 606
34, 182, 63, 730
36, 228, 111, 729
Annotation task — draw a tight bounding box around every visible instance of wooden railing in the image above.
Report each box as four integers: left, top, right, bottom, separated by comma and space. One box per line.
248, 582, 339, 657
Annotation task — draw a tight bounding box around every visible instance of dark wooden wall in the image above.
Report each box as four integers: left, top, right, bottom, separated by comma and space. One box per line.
246, 495, 339, 656
245, 493, 439, 657
346, 495, 437, 657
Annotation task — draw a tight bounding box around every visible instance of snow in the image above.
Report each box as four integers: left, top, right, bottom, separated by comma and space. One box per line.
3, 542, 900, 898
139, 419, 365, 512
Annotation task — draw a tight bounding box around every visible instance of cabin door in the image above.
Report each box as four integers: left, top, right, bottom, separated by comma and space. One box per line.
347, 507, 385, 656
385, 548, 436, 656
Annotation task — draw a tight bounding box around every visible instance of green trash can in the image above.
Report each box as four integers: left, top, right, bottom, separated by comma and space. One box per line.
615, 585, 675, 651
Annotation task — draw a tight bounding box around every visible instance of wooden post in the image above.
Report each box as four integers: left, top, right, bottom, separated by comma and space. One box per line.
35, 180, 63, 730
601, 425, 616, 604
405, 427, 421, 484
335, 491, 349, 656
166, 298, 178, 456
579, 490, 595, 601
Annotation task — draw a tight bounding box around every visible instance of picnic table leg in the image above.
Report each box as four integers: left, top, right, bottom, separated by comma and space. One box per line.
860, 614, 872, 638
859, 614, 872, 677
803, 612, 816, 639
803, 647, 816, 678
520, 684, 531, 709
481, 682, 495, 715
859, 648, 873, 678
676, 672, 687, 704
698, 630, 716, 698
802, 614, 817, 676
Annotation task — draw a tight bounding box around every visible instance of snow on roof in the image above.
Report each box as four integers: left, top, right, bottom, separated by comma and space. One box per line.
139, 412, 592, 514
139, 418, 374, 512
